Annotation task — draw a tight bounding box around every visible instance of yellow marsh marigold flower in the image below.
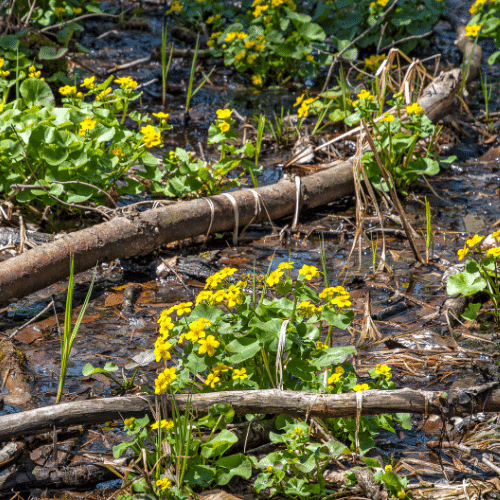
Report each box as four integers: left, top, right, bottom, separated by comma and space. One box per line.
155, 366, 177, 394
294, 94, 305, 107
266, 269, 284, 287
0, 70, 10, 78
252, 74, 263, 86
328, 372, 342, 384
81, 76, 95, 89
335, 366, 345, 375
466, 234, 484, 248
253, 4, 269, 16
245, 40, 256, 49
232, 367, 248, 380
305, 54, 314, 62
206, 15, 215, 23
54, 7, 66, 15
377, 0, 389, 5
278, 261, 294, 270
151, 419, 174, 430
225, 32, 237, 42
294, 427, 303, 436
237, 31, 247, 39
487, 247, 500, 258
79, 117, 96, 136
213, 363, 232, 373
466, 24, 482, 37
218, 121, 230, 133
96, 87, 112, 101
0, 103, 4, 113
198, 335, 220, 357
124, 417, 135, 428
235, 51, 246, 61
298, 264, 320, 280
59, 85, 77, 96
357, 89, 372, 100
153, 111, 169, 121
156, 477, 171, 490
380, 112, 394, 123
0, 58, 4, 68
469, 3, 478, 12
115, 76, 138, 90
316, 341, 328, 349
141, 124, 162, 148
353, 383, 370, 391
297, 301, 318, 317
73, 7, 82, 14
216, 108, 233, 120
255, 42, 265, 51
154, 338, 172, 362
492, 229, 500, 239
457, 246, 469, 261
205, 373, 220, 388
330, 294, 352, 308
375, 364, 392, 378
112, 146, 123, 156
171, 301, 193, 316
406, 102, 423, 115
385, 464, 393, 473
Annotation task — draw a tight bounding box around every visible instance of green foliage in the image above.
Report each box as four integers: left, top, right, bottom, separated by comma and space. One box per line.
82, 361, 139, 391
447, 232, 500, 322
56, 254, 96, 403
116, 263, 412, 499
168, 0, 447, 86
468, 0, 500, 64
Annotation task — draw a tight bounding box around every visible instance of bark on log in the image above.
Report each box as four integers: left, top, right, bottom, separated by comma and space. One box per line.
0, 385, 498, 443
0, 68, 464, 307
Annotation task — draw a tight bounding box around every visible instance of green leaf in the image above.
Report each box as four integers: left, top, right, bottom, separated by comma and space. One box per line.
462, 302, 481, 321
20, 78, 55, 107
310, 346, 356, 369
322, 308, 355, 329
395, 413, 412, 430
215, 454, 252, 485
226, 337, 261, 363
201, 429, 238, 459
446, 271, 486, 296
183, 465, 216, 487
0, 34, 20, 51
38, 46, 68, 60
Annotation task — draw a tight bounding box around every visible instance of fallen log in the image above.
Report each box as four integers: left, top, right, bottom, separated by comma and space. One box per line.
0, 67, 464, 307
0, 385, 498, 442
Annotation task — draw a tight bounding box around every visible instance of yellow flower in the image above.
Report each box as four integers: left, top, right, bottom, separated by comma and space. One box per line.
237, 31, 247, 39
151, 419, 174, 430
112, 146, 123, 156
218, 121, 230, 133
80, 117, 96, 131
380, 112, 394, 123
294, 427, 303, 436
268, 465, 274, 472
305, 54, 314, 62
124, 417, 135, 428
487, 247, 500, 258
59, 85, 77, 96
298, 103, 310, 118
466, 234, 484, 248
225, 32, 237, 42
469, 3, 478, 12
216, 108, 233, 119
166, 0, 182, 13
232, 367, 248, 380
492, 229, 500, 239
198, 335, 220, 357
377, 0, 389, 5
248, 54, 258, 64
73, 7, 82, 14
81, 76, 95, 89
298, 264, 320, 280
278, 261, 294, 270
154, 338, 172, 362
252, 74, 263, 86
154, 366, 177, 394
385, 464, 393, 473
294, 94, 305, 107
335, 366, 345, 375
234, 50, 246, 61
375, 364, 392, 379
0, 58, 4, 68
156, 477, 171, 490
245, 40, 256, 49
364, 54, 386, 69
205, 373, 221, 388
213, 363, 233, 373
316, 341, 328, 349
406, 102, 423, 115
54, 7, 66, 16
353, 383, 370, 391
397, 491, 406, 498
330, 295, 352, 308
140, 124, 162, 148
0, 70, 9, 78
457, 246, 469, 260
266, 269, 284, 287
253, 4, 269, 16
115, 76, 138, 90
206, 16, 215, 23
297, 300, 318, 317
95, 87, 112, 101
328, 372, 342, 384
171, 301, 193, 316
357, 89, 372, 100
0, 103, 3, 113
255, 43, 265, 51
466, 24, 482, 37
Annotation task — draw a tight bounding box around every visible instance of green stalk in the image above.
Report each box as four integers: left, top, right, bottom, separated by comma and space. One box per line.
56, 255, 96, 404
184, 36, 200, 121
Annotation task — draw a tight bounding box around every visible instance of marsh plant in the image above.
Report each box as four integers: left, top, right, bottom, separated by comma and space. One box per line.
447, 231, 500, 322
115, 264, 411, 498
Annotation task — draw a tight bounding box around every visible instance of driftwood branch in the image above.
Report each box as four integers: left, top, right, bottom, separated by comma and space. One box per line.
1, 385, 499, 443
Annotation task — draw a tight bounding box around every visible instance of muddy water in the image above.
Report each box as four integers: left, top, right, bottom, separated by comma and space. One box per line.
1, 5, 500, 497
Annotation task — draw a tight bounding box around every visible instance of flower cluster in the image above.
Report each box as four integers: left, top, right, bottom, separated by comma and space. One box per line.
215, 108, 233, 133
28, 65, 42, 79
155, 366, 177, 394
59, 85, 77, 96
293, 94, 318, 118
140, 124, 162, 148
364, 53, 386, 71
115, 76, 138, 90
166, 0, 182, 14
466, 23, 483, 37
406, 102, 423, 115
78, 117, 96, 136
